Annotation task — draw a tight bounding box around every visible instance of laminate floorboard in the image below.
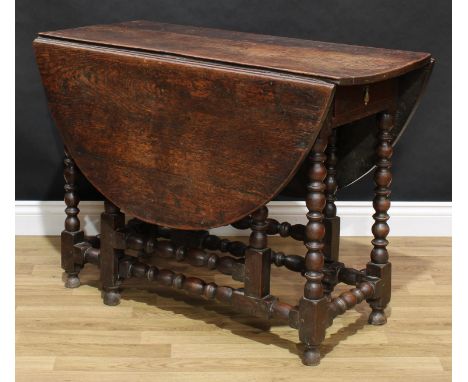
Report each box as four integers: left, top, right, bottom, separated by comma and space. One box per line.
16, 236, 451, 381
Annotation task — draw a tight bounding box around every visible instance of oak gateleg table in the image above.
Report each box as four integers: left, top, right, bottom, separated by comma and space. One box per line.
33, 20, 433, 365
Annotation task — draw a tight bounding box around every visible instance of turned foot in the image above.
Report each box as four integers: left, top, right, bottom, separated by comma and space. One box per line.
368, 308, 387, 325
102, 288, 121, 306
302, 346, 321, 366
64, 273, 80, 288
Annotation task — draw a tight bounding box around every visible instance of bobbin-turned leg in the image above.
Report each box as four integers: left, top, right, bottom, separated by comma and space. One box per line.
298, 134, 328, 366
323, 127, 340, 263
244, 206, 271, 298
100, 200, 125, 306
367, 112, 393, 325
322, 128, 340, 297
61, 149, 84, 288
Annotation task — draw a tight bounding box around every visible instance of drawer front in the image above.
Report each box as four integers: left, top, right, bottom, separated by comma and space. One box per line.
332, 79, 398, 126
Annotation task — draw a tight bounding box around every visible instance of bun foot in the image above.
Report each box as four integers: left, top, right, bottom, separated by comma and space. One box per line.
368, 308, 387, 325
65, 274, 80, 289
302, 346, 321, 366
103, 289, 121, 306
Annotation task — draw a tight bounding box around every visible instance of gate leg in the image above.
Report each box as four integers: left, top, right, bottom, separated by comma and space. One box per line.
100, 200, 125, 306
61, 148, 84, 289
367, 112, 394, 325
298, 133, 329, 366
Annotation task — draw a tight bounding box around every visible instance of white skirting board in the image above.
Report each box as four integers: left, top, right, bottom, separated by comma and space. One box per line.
15, 200, 452, 237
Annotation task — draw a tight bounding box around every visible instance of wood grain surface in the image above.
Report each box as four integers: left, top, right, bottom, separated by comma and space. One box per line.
34, 38, 334, 229
16, 236, 451, 382
39, 20, 431, 85
34, 22, 434, 229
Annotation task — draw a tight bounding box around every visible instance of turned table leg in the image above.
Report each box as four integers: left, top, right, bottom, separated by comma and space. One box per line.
323, 127, 340, 263
322, 128, 340, 296
367, 112, 393, 325
100, 200, 125, 306
61, 148, 84, 288
298, 134, 329, 366
244, 206, 271, 298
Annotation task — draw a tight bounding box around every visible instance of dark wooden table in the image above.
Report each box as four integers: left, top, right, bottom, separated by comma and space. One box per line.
34, 20, 433, 366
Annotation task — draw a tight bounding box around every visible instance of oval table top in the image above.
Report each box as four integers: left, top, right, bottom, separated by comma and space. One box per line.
34, 21, 433, 229
39, 20, 431, 86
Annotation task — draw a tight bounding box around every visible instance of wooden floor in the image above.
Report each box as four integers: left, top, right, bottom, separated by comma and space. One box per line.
16, 236, 451, 382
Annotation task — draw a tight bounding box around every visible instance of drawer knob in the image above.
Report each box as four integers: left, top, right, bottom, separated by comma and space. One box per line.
364, 86, 370, 106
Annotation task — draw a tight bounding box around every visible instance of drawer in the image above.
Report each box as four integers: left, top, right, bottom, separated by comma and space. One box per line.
332, 79, 398, 126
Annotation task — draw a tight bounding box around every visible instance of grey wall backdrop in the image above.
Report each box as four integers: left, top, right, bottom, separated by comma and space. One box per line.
16, 0, 451, 202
